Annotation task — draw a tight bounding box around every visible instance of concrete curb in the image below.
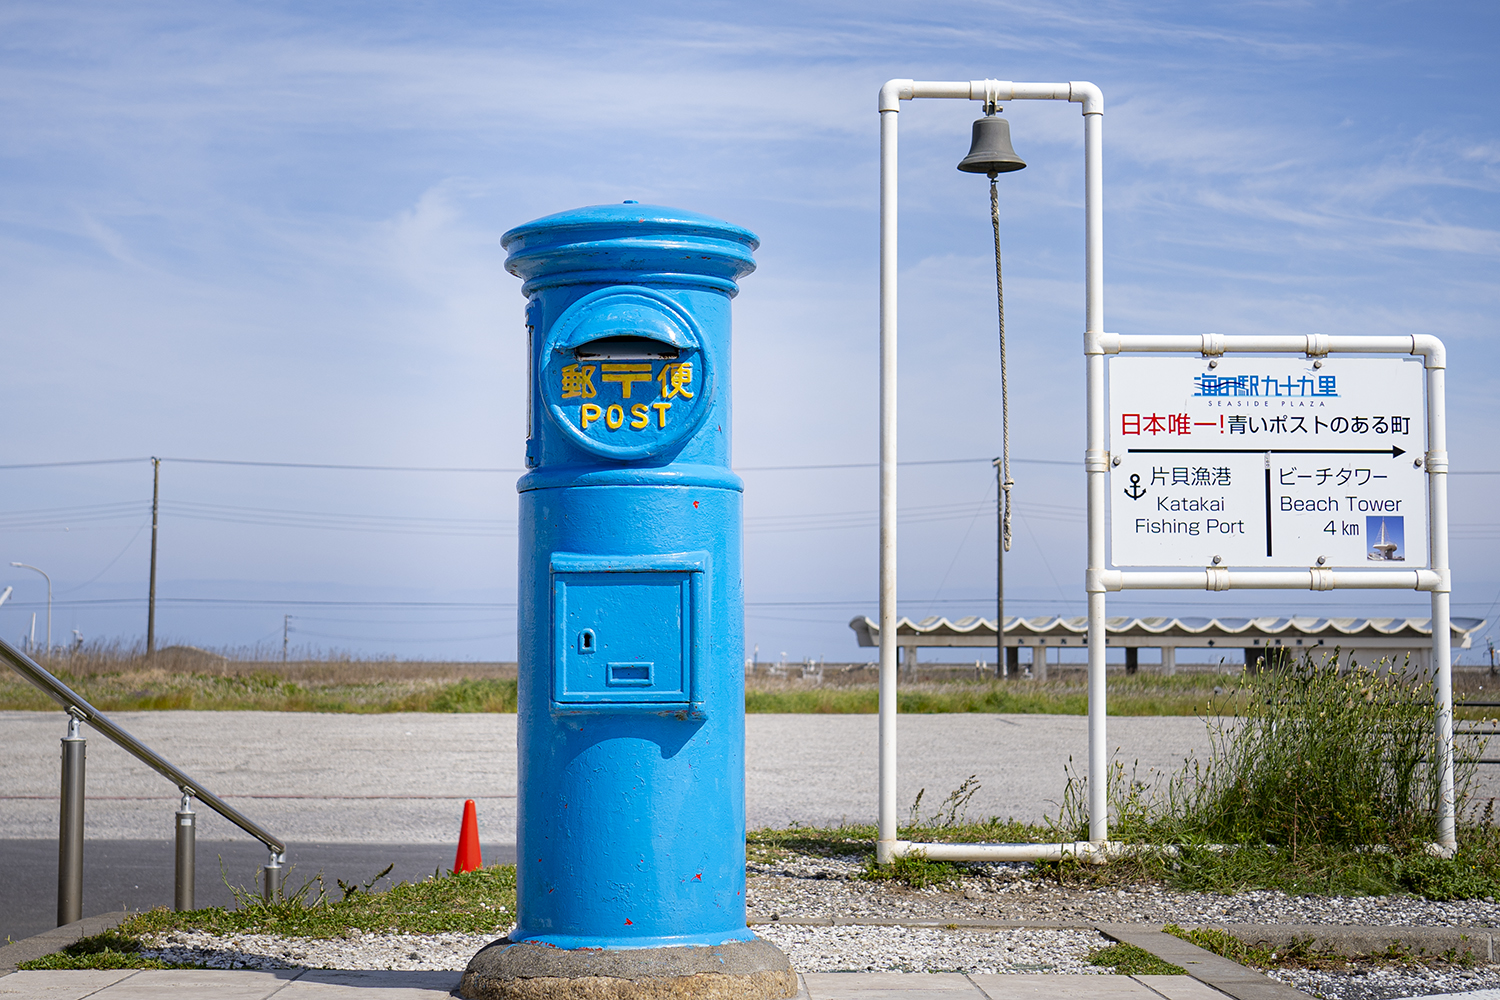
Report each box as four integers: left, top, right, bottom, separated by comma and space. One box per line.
0, 910, 132, 975
1099, 924, 1309, 1000
1198, 923, 1496, 962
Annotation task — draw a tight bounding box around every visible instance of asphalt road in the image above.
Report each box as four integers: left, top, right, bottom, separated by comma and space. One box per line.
4, 710, 1492, 944
0, 711, 1221, 842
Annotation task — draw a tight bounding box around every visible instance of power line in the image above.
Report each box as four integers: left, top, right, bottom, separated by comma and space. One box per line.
0, 496, 1093, 537
164, 499, 516, 538
0, 501, 147, 529
6, 597, 516, 608
290, 614, 510, 624
0, 458, 148, 470
0, 454, 1082, 474
737, 456, 1074, 471
2, 453, 1498, 474
292, 629, 514, 643
161, 457, 524, 473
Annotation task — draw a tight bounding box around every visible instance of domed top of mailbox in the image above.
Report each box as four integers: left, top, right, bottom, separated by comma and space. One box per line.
502, 203, 759, 297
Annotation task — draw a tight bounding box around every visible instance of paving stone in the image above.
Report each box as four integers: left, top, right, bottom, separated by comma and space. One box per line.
970, 973, 1158, 998
88, 968, 302, 999
1130, 974, 1234, 999
802, 971, 986, 997
276, 968, 463, 997
0, 970, 136, 999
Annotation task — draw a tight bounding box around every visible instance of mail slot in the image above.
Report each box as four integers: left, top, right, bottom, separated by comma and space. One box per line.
607, 663, 652, 685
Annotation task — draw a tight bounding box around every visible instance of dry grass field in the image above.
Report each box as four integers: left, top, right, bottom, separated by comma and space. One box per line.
0, 644, 519, 713
2, 643, 1493, 716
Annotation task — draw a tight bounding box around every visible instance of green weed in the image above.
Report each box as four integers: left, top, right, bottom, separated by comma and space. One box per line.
21, 864, 518, 970
149, 864, 516, 937
1087, 942, 1185, 975
857, 852, 961, 889
858, 775, 1058, 886
746, 821, 877, 862
1055, 653, 1488, 852
17, 930, 190, 971
1164, 924, 1285, 967
1162, 923, 1477, 971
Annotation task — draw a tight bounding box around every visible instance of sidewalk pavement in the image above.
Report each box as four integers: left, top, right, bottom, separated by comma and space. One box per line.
0, 969, 1233, 999
0, 918, 1316, 999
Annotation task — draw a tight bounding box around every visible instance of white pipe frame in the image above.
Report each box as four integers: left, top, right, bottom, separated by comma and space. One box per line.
878, 79, 1104, 864
1086, 330, 1454, 854
878, 80, 1455, 864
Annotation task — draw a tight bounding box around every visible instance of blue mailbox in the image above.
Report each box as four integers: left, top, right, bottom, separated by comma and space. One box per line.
462, 204, 794, 999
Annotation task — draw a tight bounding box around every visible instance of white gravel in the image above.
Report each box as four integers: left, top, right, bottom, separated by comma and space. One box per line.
121, 820, 1500, 996
139, 924, 1113, 977
746, 852, 1500, 928
141, 927, 500, 971
751, 923, 1110, 974
745, 850, 1500, 998
1268, 965, 1500, 1000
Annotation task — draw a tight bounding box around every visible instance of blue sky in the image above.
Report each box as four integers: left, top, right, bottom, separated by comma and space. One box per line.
1, 1, 1497, 662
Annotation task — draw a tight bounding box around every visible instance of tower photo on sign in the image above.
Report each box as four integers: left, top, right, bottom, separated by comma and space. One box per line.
1367, 516, 1405, 561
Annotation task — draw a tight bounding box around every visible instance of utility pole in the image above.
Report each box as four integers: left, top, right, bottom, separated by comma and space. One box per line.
283, 615, 292, 663
147, 457, 160, 657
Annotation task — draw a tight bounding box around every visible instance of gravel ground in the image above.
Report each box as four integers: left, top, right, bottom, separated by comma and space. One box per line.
140, 928, 499, 971
1269, 966, 1500, 1000
746, 850, 1500, 999
752, 923, 1110, 974
746, 852, 1500, 928
128, 848, 1500, 997
138, 925, 1113, 977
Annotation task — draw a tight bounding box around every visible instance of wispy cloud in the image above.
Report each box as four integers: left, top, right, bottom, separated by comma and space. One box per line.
0, 0, 1494, 656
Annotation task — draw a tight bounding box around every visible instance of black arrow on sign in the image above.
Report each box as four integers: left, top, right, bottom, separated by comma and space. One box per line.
1127, 446, 1406, 458
1123, 444, 1409, 558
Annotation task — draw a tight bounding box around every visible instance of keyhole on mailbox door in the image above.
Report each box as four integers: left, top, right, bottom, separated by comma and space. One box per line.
578, 629, 596, 655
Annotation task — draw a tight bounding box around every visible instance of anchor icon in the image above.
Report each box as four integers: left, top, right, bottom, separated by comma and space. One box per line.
1123, 473, 1147, 500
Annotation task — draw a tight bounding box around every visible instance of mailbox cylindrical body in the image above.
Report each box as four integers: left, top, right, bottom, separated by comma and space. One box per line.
502, 204, 758, 951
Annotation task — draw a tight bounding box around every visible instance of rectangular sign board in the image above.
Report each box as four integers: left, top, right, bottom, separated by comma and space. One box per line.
1108, 356, 1428, 569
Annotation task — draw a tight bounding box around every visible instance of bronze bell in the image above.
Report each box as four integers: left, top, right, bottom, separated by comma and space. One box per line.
957, 114, 1026, 177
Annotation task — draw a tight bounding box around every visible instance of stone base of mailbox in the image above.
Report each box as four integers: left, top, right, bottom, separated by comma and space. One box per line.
460, 937, 797, 1000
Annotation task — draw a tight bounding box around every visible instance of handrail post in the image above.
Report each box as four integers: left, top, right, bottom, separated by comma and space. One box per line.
3, 636, 287, 906
262, 850, 284, 904
175, 791, 196, 911
58, 713, 85, 926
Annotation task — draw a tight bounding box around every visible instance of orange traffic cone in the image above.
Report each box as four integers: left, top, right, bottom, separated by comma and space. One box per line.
453, 799, 482, 874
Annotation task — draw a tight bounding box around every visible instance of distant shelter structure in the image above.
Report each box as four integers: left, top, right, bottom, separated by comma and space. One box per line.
850, 615, 1486, 677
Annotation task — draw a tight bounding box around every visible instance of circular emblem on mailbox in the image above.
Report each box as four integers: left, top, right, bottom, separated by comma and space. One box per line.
539, 286, 714, 461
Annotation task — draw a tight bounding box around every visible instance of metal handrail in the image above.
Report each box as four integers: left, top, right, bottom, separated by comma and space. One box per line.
1, 636, 285, 852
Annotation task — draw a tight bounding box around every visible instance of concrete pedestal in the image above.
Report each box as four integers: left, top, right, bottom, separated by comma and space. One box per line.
460, 937, 797, 1000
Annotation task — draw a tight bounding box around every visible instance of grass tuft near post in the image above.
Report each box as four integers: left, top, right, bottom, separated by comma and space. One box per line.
1037, 651, 1500, 898
1059, 651, 1482, 852
1171, 654, 1470, 850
